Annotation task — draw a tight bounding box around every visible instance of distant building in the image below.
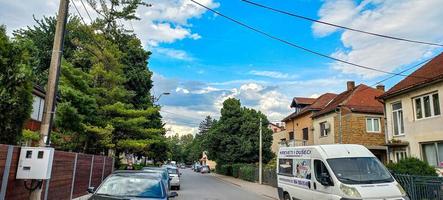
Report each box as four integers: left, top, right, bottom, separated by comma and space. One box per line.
268, 122, 285, 133
311, 81, 387, 163
25, 85, 47, 131
379, 53, 443, 170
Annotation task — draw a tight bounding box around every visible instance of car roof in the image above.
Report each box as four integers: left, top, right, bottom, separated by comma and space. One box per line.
112, 170, 162, 178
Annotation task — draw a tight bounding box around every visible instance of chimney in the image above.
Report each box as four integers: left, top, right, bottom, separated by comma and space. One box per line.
347, 81, 355, 91
376, 85, 385, 92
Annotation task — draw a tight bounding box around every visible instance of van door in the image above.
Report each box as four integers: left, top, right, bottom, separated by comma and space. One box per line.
312, 160, 334, 199
278, 158, 313, 200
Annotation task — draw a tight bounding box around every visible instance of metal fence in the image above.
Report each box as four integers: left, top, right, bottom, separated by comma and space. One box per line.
393, 174, 443, 200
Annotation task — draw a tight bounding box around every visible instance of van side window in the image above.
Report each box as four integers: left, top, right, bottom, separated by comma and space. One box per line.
314, 160, 330, 181
278, 159, 293, 176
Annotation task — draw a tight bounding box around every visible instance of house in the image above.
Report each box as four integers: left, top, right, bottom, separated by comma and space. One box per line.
378, 53, 443, 169
281, 93, 337, 148
311, 81, 388, 163
25, 85, 47, 131
268, 122, 285, 133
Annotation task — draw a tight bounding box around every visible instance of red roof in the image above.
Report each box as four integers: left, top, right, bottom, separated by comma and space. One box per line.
282, 93, 337, 121
379, 52, 443, 99
290, 97, 316, 108
312, 84, 384, 118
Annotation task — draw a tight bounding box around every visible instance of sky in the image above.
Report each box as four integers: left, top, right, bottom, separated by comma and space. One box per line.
1, 0, 443, 136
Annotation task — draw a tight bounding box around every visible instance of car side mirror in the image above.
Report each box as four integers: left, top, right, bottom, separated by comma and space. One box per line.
319, 173, 333, 186
169, 191, 178, 198
87, 187, 95, 193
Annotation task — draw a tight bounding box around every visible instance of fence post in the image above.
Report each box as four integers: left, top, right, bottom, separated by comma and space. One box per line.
70, 153, 78, 200
111, 157, 115, 173
0, 145, 14, 200
101, 157, 106, 181
88, 155, 94, 187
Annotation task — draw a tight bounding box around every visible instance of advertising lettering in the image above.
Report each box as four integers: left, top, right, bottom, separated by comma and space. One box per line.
279, 149, 311, 158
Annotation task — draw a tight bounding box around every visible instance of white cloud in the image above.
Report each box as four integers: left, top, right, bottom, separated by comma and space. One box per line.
313, 0, 443, 78
249, 70, 294, 79
155, 47, 194, 61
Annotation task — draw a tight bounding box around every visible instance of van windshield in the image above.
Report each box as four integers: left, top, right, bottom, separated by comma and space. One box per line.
327, 157, 394, 184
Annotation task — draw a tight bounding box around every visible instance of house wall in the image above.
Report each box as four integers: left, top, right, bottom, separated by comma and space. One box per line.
334, 112, 386, 147
312, 113, 335, 145
271, 130, 287, 153
292, 112, 314, 145
384, 81, 443, 161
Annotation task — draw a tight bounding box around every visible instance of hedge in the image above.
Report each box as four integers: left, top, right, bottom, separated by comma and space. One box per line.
238, 164, 257, 182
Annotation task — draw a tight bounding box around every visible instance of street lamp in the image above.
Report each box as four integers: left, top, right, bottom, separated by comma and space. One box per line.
153, 92, 170, 103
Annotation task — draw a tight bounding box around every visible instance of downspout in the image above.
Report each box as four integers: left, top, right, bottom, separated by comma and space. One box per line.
335, 106, 342, 144
378, 98, 390, 163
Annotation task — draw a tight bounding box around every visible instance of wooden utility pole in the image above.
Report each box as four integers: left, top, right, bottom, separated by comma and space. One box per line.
259, 117, 263, 184
31, 0, 69, 199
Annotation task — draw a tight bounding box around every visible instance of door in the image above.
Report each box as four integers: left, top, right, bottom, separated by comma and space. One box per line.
312, 160, 334, 199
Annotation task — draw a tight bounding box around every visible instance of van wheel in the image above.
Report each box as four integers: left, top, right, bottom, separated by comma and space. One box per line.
283, 193, 290, 200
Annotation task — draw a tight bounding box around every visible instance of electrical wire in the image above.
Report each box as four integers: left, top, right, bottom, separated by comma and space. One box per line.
79, 0, 93, 23
189, 0, 429, 80
241, 0, 443, 47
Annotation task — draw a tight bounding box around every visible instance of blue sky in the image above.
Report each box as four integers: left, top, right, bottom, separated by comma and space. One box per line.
1, 0, 442, 135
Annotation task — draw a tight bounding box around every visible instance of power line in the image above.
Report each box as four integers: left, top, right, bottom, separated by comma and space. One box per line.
79, 0, 93, 23
71, 0, 87, 24
189, 0, 428, 80
241, 0, 443, 47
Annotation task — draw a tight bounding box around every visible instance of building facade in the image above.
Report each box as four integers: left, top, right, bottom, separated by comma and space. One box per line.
379, 53, 443, 171
312, 81, 388, 163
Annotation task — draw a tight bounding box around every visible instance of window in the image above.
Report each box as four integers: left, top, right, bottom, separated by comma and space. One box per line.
392, 102, 404, 136
314, 160, 331, 182
320, 122, 329, 137
302, 128, 309, 141
395, 150, 407, 162
366, 117, 381, 133
414, 92, 441, 120
278, 159, 293, 176
288, 132, 294, 140
422, 142, 443, 168
31, 96, 45, 121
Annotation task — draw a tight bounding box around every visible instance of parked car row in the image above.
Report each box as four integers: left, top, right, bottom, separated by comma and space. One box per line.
87, 165, 181, 200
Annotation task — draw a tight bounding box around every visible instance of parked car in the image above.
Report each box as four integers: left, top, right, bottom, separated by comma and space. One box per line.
142, 167, 171, 191
166, 166, 181, 190
200, 165, 210, 173
87, 171, 178, 200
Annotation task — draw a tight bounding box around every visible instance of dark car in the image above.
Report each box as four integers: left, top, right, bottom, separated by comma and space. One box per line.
88, 171, 178, 200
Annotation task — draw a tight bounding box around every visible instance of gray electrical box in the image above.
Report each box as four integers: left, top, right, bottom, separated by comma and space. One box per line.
16, 147, 54, 180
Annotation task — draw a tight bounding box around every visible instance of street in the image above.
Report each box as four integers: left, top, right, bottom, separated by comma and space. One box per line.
175, 169, 272, 200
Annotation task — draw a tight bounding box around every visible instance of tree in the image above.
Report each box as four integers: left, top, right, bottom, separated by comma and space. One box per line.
0, 25, 34, 145
198, 115, 215, 136
205, 98, 274, 165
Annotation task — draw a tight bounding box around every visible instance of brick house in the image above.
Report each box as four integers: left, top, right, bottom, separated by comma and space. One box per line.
281, 93, 337, 147
378, 53, 443, 170
311, 81, 388, 163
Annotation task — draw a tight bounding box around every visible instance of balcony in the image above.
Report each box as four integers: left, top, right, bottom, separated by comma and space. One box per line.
279, 139, 308, 147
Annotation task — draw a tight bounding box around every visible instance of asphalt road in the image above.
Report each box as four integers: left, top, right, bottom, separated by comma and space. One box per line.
175, 168, 270, 200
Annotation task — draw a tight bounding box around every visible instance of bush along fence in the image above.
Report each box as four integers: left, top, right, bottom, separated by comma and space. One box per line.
393, 174, 443, 200
0, 144, 114, 200
216, 163, 277, 187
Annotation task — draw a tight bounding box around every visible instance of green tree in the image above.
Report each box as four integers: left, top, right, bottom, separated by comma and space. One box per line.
205, 98, 274, 165
0, 25, 34, 145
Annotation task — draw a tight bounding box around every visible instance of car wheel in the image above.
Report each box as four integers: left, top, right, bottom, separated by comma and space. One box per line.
283, 193, 290, 200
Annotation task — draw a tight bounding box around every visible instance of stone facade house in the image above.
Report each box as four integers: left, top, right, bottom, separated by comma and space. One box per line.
379, 53, 443, 172
311, 81, 388, 163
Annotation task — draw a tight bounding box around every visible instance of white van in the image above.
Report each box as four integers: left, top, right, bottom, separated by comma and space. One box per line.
277, 144, 408, 200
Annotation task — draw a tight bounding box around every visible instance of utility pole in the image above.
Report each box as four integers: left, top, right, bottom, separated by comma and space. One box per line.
259, 117, 263, 185
31, 0, 69, 199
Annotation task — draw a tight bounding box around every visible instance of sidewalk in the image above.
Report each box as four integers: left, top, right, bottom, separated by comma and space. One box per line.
212, 173, 279, 200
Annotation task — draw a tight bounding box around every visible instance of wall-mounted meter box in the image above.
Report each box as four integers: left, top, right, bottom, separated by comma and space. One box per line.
16, 147, 54, 180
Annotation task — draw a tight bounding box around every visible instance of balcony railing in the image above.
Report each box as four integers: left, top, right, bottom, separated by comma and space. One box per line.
279, 139, 308, 147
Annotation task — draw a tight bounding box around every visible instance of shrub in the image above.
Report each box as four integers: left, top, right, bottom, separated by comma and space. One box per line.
232, 163, 244, 178
386, 157, 437, 176
239, 164, 257, 182
217, 164, 233, 176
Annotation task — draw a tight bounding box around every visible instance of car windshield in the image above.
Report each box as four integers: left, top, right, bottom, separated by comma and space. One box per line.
95, 174, 164, 198
327, 157, 394, 184
168, 168, 178, 174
